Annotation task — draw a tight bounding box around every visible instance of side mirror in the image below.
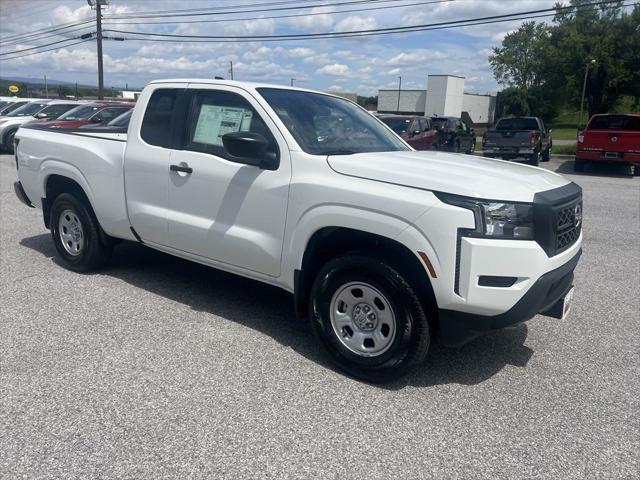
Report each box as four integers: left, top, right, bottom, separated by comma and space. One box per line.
91, 116, 102, 124
413, 129, 421, 136
548, 129, 553, 134
222, 132, 279, 170
35, 112, 49, 119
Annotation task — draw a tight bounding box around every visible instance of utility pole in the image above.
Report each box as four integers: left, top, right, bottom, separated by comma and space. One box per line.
44, 75, 48, 98
290, 78, 295, 86
578, 59, 596, 132
229, 61, 234, 80
75, 82, 78, 99
396, 76, 402, 113
89, 0, 106, 100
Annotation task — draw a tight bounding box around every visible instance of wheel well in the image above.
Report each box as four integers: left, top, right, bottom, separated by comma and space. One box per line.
43, 175, 92, 229
295, 227, 439, 330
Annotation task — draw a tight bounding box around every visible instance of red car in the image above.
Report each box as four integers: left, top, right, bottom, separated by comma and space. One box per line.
379, 115, 439, 150
34, 103, 133, 129
575, 114, 640, 174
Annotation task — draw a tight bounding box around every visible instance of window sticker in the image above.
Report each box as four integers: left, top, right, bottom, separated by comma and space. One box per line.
193, 105, 253, 146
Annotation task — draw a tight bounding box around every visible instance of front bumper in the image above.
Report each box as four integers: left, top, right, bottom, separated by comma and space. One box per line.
439, 249, 581, 346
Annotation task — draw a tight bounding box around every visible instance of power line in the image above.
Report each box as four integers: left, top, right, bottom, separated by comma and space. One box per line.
103, 0, 399, 19
102, 0, 324, 17
0, 37, 89, 56
0, 25, 95, 49
102, 0, 626, 41
0, 19, 94, 44
101, 0, 453, 26
0, 38, 94, 61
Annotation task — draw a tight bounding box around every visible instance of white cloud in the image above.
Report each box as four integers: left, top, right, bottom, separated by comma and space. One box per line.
287, 47, 315, 58
334, 15, 377, 33
286, 7, 335, 31
316, 64, 350, 76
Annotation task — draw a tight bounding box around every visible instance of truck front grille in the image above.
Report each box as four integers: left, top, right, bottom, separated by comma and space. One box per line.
533, 183, 583, 257
555, 201, 582, 253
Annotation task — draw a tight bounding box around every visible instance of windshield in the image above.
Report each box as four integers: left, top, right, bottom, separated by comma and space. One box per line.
58, 105, 100, 121
107, 109, 132, 127
257, 88, 409, 155
496, 118, 539, 131
381, 117, 413, 134
0, 101, 28, 114
7, 102, 48, 117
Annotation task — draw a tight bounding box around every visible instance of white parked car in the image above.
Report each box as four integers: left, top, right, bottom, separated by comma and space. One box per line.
0, 100, 82, 152
13, 80, 583, 381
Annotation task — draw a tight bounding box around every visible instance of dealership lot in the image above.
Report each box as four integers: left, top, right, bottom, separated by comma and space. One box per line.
1, 154, 638, 478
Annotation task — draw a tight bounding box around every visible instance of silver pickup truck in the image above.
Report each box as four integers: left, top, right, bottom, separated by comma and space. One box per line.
482, 116, 552, 166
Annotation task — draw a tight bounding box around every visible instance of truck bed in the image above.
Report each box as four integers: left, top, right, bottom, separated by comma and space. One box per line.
15, 126, 134, 240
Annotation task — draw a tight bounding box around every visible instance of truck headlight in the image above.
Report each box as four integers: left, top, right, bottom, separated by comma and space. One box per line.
435, 192, 534, 240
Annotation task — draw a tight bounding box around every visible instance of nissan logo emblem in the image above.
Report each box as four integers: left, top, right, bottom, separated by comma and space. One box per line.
574, 204, 582, 229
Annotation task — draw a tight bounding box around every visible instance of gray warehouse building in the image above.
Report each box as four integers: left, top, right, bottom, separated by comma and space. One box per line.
378, 75, 497, 126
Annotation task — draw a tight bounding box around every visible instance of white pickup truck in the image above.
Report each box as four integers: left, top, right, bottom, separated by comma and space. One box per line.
13, 79, 583, 381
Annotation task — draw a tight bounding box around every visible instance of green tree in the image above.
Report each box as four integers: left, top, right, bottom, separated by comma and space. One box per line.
489, 22, 549, 90
490, 1, 640, 117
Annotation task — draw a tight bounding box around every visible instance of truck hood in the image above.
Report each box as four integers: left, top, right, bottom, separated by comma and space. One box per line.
327, 150, 570, 202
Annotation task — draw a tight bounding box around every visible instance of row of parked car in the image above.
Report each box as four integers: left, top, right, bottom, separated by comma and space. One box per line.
376, 114, 477, 154
0, 96, 133, 153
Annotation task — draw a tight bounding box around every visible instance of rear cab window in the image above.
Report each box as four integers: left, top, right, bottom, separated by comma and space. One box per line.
496, 118, 540, 130
588, 115, 640, 131
140, 89, 179, 147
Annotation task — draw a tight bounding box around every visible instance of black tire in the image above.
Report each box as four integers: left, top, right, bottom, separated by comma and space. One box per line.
454, 140, 461, 153
50, 193, 112, 272
4, 129, 17, 154
633, 164, 640, 176
542, 145, 551, 162
467, 139, 476, 154
528, 151, 540, 166
309, 254, 430, 382
574, 158, 586, 172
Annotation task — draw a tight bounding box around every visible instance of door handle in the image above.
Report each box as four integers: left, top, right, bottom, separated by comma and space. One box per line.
170, 164, 193, 174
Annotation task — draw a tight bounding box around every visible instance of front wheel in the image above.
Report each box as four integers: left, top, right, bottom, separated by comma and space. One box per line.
4, 129, 17, 154
309, 254, 430, 382
50, 193, 113, 272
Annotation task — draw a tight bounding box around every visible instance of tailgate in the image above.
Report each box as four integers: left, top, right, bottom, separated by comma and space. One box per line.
485, 130, 534, 148
582, 129, 640, 153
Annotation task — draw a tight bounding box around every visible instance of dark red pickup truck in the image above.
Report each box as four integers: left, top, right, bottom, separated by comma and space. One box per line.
575, 114, 640, 174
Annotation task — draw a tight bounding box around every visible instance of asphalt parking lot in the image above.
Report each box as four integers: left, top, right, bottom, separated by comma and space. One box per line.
1, 153, 638, 479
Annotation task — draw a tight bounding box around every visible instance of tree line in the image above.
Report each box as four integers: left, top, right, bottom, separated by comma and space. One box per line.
490, 0, 639, 122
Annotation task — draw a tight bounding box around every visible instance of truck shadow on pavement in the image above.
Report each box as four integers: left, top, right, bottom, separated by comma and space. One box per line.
20, 234, 533, 389
555, 159, 637, 178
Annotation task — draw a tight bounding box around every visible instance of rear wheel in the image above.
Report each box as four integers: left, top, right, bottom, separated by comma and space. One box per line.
542, 145, 551, 162
528, 151, 540, 166
574, 158, 586, 172
467, 139, 476, 154
309, 254, 430, 382
50, 193, 113, 272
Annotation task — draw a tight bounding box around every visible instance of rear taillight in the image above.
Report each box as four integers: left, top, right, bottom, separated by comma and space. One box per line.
482, 132, 487, 147
577, 132, 584, 143
530, 131, 540, 144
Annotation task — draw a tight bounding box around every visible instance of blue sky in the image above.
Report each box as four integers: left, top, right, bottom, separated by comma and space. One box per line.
0, 0, 560, 95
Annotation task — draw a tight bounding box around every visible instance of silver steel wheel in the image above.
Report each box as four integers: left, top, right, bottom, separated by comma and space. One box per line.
58, 209, 84, 256
329, 281, 397, 357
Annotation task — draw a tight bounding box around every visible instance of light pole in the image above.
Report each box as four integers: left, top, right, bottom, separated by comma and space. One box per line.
290, 78, 295, 86
578, 59, 596, 131
396, 76, 402, 113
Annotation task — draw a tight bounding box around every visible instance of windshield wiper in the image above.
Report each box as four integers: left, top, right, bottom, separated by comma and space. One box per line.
319, 149, 357, 156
